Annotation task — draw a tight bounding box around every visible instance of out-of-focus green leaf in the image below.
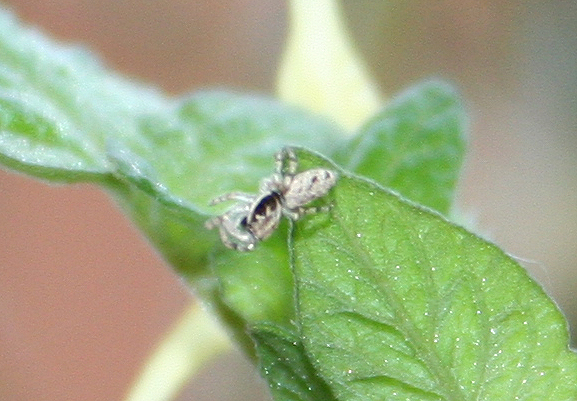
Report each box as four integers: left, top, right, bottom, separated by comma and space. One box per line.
335, 80, 467, 215
0, 10, 169, 182
0, 3, 350, 375
114, 90, 346, 326
0, 8, 347, 330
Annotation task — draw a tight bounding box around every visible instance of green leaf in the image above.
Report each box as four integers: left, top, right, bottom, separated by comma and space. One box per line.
101, 93, 350, 358
335, 80, 467, 215
208, 223, 295, 325
0, 93, 107, 180
114, 90, 346, 313
107, 89, 346, 216
291, 148, 577, 401
0, 10, 169, 182
165, 90, 346, 208
0, 9, 348, 336
251, 323, 336, 401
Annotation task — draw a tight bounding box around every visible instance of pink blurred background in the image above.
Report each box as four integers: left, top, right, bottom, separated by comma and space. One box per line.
0, 1, 576, 400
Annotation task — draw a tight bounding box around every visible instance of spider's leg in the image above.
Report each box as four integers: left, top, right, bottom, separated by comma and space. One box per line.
218, 210, 258, 251
219, 225, 247, 250
209, 192, 255, 205
284, 204, 332, 221
274, 149, 284, 174
205, 215, 241, 249
275, 147, 298, 175
219, 219, 257, 251
285, 147, 298, 175
230, 240, 257, 252
259, 174, 283, 193
204, 215, 222, 230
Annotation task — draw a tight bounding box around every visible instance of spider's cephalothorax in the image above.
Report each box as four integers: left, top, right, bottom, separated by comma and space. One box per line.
205, 148, 338, 251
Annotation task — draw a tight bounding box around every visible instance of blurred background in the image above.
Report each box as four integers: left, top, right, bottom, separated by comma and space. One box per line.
0, 1, 575, 400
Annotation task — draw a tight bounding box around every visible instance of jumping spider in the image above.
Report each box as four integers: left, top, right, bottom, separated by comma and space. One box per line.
205, 147, 338, 251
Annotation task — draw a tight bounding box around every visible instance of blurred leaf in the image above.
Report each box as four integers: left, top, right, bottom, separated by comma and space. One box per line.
124, 303, 230, 401
290, 149, 577, 401
0, 7, 346, 326
335, 80, 467, 215
277, 0, 382, 131
113, 91, 346, 329
0, 4, 349, 379
0, 10, 168, 183
154, 90, 346, 209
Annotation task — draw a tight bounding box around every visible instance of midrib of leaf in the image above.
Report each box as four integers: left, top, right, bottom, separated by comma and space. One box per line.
327, 204, 464, 400
292, 148, 577, 401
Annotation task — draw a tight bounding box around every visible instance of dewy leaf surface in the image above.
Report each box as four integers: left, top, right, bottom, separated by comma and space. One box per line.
252, 323, 337, 401
291, 149, 577, 401
335, 80, 466, 215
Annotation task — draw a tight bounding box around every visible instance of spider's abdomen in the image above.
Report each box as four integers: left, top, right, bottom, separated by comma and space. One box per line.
283, 168, 338, 210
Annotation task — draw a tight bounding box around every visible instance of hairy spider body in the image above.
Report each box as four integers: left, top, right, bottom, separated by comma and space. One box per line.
205, 148, 337, 251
